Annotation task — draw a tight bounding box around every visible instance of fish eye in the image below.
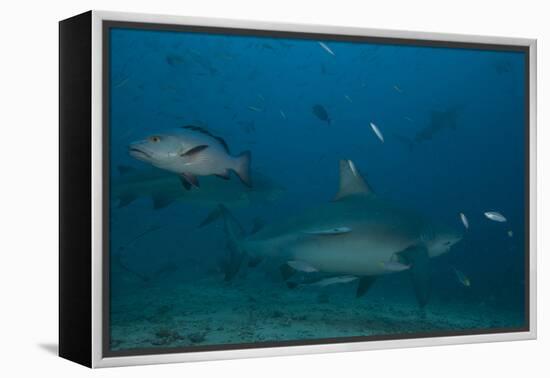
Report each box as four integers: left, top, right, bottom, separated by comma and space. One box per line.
149, 136, 161, 143
444, 241, 451, 246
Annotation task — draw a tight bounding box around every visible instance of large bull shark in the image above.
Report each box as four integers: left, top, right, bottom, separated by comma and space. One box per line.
111, 165, 284, 210
213, 160, 462, 307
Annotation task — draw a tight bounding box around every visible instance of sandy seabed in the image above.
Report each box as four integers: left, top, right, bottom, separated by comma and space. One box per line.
109, 271, 524, 352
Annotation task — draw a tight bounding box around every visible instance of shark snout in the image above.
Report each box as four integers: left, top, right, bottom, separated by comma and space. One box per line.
444, 232, 463, 252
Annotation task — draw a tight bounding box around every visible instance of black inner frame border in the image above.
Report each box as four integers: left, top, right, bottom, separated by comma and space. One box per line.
102, 19, 531, 358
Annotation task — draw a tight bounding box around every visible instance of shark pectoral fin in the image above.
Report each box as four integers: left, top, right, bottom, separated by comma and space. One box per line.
179, 173, 199, 189
356, 276, 377, 298
179, 175, 192, 190
398, 245, 430, 308
334, 160, 375, 201
303, 227, 352, 235
280, 263, 297, 281
152, 195, 176, 210
118, 194, 137, 208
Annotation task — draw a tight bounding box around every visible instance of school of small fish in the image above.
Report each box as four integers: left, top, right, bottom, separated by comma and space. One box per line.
124, 40, 519, 299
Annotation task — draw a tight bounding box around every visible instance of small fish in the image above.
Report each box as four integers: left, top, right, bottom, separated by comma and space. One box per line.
165, 54, 185, 67
508, 230, 514, 237
459, 213, 469, 229
393, 85, 403, 93
114, 77, 130, 89
344, 95, 353, 103
370, 122, 384, 143
312, 276, 358, 287
484, 211, 507, 222
303, 226, 352, 235
404, 116, 414, 123
381, 261, 410, 272
318, 41, 335, 56
452, 267, 471, 287
287, 260, 318, 273
287, 275, 358, 289
257, 94, 265, 101
188, 50, 217, 75
312, 104, 331, 125
280, 110, 287, 120
129, 125, 251, 190
247, 106, 263, 112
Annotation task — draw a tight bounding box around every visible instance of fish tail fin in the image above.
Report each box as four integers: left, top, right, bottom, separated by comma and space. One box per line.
233, 151, 252, 187
217, 205, 248, 281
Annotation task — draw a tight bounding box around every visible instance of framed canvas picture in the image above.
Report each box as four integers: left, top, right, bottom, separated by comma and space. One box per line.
59, 10, 537, 368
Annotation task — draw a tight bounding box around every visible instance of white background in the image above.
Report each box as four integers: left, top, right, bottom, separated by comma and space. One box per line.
0, 0, 546, 376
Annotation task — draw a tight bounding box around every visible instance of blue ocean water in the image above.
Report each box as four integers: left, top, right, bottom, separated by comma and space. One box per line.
108, 26, 526, 352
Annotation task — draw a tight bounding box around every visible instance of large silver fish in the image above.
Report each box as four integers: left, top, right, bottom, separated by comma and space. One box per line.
129, 125, 251, 190
111, 165, 284, 210
213, 160, 462, 307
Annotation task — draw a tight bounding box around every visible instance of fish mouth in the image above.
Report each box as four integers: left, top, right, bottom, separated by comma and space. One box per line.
128, 147, 152, 160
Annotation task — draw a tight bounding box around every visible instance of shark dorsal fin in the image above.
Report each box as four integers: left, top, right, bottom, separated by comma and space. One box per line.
334, 160, 374, 201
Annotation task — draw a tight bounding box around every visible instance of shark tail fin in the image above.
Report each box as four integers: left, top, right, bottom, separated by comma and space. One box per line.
217, 205, 248, 281
399, 245, 431, 308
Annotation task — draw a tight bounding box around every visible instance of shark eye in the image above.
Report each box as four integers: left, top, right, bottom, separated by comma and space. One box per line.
444, 241, 451, 246
149, 136, 161, 143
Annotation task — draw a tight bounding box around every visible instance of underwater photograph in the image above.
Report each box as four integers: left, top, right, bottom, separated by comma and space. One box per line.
106, 25, 528, 354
